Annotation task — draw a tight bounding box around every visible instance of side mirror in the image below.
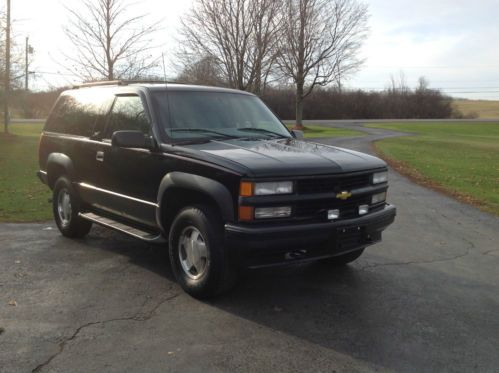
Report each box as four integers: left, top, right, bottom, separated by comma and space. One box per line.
111, 130, 153, 149
292, 129, 304, 140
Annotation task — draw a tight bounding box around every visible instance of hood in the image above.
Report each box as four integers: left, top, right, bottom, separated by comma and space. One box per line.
172, 138, 387, 177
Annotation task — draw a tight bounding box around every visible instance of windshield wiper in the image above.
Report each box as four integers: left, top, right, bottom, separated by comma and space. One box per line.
169, 128, 237, 139
237, 127, 288, 138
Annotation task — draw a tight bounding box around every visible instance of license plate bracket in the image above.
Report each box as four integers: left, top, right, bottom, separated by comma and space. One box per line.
334, 226, 365, 251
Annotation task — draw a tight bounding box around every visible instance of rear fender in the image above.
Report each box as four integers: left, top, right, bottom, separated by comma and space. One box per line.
46, 153, 75, 188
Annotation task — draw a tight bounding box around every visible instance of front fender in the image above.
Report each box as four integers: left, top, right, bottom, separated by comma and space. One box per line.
156, 172, 235, 230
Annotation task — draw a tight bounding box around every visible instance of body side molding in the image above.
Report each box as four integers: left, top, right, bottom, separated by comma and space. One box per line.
79, 182, 159, 207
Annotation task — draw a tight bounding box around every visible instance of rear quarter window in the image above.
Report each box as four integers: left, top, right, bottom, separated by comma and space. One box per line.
44, 89, 112, 137
44, 96, 67, 133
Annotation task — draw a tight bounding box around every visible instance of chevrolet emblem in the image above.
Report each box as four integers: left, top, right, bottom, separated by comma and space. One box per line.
336, 191, 352, 200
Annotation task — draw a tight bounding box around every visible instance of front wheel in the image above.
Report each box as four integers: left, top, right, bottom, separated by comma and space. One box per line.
52, 176, 92, 238
169, 205, 237, 299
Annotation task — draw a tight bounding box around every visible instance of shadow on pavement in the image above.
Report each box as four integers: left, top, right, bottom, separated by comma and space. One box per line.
79, 226, 495, 372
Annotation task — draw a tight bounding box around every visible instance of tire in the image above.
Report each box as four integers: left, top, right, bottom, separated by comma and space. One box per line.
52, 176, 92, 238
169, 205, 237, 299
320, 248, 365, 266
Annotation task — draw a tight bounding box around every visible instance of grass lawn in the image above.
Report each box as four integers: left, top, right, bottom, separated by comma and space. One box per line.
367, 121, 499, 215
0, 122, 52, 222
286, 124, 364, 138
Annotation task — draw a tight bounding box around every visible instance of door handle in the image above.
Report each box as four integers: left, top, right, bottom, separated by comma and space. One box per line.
96, 151, 104, 162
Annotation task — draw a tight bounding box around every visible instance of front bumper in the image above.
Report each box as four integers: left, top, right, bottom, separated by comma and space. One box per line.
225, 203, 396, 268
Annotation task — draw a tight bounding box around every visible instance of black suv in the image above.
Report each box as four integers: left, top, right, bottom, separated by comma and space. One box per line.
38, 81, 396, 298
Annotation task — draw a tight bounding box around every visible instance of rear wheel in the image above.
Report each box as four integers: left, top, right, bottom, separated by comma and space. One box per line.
52, 176, 92, 238
169, 205, 237, 299
320, 248, 365, 266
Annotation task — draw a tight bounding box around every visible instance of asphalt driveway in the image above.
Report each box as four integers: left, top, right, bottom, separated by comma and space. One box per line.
1, 122, 498, 372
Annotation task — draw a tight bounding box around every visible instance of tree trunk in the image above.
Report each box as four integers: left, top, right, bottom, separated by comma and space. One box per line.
254, 65, 261, 95
108, 62, 114, 80
105, 0, 113, 81
295, 82, 304, 129
293, 0, 306, 131
4, 0, 10, 134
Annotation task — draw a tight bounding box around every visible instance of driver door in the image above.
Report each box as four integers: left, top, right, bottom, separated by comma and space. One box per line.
97, 94, 159, 227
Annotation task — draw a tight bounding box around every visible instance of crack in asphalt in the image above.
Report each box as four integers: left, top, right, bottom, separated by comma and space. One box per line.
360, 238, 475, 271
31, 292, 180, 373
483, 249, 499, 256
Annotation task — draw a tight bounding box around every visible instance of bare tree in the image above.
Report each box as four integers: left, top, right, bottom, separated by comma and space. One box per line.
179, 0, 282, 94
177, 55, 226, 86
276, 0, 368, 128
416, 76, 430, 92
388, 71, 409, 93
63, 0, 159, 81
246, 0, 283, 94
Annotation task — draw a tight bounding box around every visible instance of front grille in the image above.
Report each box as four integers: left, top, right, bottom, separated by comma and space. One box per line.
291, 173, 375, 222
243, 172, 382, 225
297, 173, 371, 194
294, 195, 370, 221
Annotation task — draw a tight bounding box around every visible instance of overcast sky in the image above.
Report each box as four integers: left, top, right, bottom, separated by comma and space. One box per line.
11, 0, 499, 99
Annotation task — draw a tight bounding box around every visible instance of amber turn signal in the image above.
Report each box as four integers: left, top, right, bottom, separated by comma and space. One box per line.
238, 206, 254, 221
239, 181, 254, 197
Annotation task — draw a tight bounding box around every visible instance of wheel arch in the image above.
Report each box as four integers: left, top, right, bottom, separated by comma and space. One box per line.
46, 153, 75, 189
156, 172, 235, 235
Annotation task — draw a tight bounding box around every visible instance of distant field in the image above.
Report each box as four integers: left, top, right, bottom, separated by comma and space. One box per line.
368, 122, 499, 215
453, 99, 499, 119
286, 124, 364, 138
0, 122, 51, 221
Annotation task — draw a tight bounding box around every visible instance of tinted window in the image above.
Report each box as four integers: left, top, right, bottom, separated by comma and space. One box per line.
104, 95, 150, 138
44, 89, 111, 136
44, 96, 67, 133
152, 91, 291, 140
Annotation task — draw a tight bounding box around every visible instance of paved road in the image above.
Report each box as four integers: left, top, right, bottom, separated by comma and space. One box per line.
1, 122, 498, 372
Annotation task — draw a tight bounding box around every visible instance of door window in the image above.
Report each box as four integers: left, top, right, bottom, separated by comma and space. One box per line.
104, 95, 150, 139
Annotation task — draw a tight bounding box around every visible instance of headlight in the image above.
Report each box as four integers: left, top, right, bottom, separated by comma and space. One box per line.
372, 171, 388, 184
254, 181, 293, 195
255, 206, 292, 219
371, 191, 387, 204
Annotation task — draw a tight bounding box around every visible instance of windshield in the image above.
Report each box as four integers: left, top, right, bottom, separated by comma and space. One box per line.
152, 91, 292, 141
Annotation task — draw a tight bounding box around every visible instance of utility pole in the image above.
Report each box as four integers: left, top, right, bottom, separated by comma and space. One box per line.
4, 0, 11, 134
25, 37, 29, 90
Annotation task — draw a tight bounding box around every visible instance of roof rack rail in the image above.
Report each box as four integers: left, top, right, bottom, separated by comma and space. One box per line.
72, 80, 171, 89
72, 80, 122, 89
